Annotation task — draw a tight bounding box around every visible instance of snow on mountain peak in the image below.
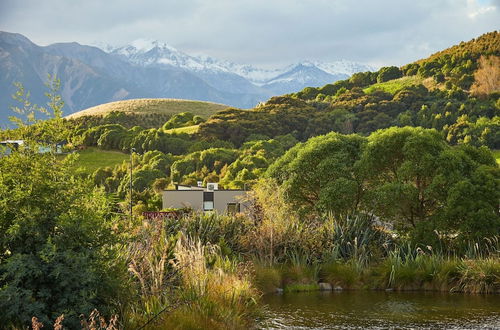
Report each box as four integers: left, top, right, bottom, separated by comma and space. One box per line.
101, 39, 377, 87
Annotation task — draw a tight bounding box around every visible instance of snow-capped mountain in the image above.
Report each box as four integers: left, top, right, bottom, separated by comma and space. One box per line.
104, 39, 376, 90
0, 32, 377, 124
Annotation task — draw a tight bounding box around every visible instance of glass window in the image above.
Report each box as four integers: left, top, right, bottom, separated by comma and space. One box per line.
203, 201, 214, 211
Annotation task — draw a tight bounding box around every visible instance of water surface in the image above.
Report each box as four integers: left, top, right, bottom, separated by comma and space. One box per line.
260, 291, 500, 329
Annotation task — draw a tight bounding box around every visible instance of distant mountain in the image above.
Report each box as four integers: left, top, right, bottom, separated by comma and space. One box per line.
260, 63, 349, 95
0, 32, 375, 126
105, 39, 374, 93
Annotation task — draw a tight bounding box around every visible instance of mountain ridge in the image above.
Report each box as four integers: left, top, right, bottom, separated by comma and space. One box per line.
0, 31, 375, 125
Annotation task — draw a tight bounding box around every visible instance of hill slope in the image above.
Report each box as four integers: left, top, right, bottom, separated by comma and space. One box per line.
66, 98, 229, 119
0, 31, 374, 126
198, 31, 499, 148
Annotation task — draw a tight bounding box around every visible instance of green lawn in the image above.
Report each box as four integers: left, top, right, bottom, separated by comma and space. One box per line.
62, 147, 129, 174
364, 76, 424, 94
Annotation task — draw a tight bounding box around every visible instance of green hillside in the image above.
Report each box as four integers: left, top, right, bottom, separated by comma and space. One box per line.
363, 75, 426, 94
58, 148, 129, 174
197, 31, 499, 148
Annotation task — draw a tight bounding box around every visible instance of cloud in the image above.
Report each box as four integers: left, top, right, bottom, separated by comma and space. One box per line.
0, 0, 498, 67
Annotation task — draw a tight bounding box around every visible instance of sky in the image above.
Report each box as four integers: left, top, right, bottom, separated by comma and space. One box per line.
0, 0, 499, 68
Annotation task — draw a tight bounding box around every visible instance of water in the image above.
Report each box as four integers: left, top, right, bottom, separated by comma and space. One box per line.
260, 291, 500, 329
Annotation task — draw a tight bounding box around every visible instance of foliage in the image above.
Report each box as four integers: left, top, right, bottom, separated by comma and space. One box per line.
267, 132, 366, 217
268, 127, 500, 249
162, 112, 205, 130
0, 151, 126, 328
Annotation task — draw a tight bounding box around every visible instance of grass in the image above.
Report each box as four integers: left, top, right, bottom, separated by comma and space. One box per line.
492, 150, 500, 164
364, 76, 425, 94
60, 147, 129, 174
164, 124, 200, 135
321, 262, 362, 289
66, 98, 228, 119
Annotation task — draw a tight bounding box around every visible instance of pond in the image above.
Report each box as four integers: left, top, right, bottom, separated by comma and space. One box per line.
259, 291, 500, 329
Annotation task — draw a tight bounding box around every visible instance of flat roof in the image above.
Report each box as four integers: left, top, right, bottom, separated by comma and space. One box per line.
163, 189, 248, 192
0, 140, 24, 144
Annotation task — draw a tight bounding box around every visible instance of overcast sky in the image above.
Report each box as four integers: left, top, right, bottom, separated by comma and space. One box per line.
1, 0, 498, 68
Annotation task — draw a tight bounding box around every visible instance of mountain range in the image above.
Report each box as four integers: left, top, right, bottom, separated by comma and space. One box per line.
0, 31, 375, 125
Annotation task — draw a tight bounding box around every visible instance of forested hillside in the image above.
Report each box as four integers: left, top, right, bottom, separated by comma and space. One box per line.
199, 31, 499, 149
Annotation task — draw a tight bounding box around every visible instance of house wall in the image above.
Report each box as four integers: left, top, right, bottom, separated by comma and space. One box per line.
162, 190, 249, 213
213, 191, 249, 213
162, 190, 204, 210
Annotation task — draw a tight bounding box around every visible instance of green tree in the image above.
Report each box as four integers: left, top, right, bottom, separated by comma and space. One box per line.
267, 132, 366, 217
0, 151, 125, 328
377, 66, 403, 83
361, 127, 499, 246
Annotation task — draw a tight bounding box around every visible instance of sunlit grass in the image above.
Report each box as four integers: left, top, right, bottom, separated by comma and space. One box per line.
364, 76, 424, 94
59, 147, 128, 174
163, 124, 200, 135
66, 98, 228, 119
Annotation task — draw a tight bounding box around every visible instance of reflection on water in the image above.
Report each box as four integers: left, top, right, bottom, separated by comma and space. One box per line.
260, 291, 500, 329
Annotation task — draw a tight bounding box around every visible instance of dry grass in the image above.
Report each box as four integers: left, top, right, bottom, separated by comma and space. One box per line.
470, 55, 500, 97
66, 98, 228, 119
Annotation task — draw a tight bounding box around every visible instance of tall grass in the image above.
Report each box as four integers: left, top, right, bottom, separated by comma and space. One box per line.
119, 205, 499, 328
162, 235, 259, 329
122, 215, 259, 329
372, 242, 499, 293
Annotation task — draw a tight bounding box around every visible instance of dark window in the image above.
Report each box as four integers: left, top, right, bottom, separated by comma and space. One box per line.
227, 203, 240, 214
203, 192, 214, 201
203, 192, 214, 211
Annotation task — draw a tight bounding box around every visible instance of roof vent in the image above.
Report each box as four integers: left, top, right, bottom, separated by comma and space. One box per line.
197, 181, 203, 187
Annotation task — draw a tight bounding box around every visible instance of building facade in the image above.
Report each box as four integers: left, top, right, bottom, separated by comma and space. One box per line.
162, 184, 249, 214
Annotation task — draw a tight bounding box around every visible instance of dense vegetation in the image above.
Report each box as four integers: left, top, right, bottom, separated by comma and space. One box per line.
0, 31, 499, 328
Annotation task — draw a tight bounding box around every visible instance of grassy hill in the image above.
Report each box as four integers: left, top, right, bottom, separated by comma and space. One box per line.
58, 148, 129, 175
66, 98, 229, 119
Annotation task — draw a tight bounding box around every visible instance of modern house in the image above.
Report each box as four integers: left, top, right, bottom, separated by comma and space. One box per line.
0, 140, 65, 155
0, 140, 24, 156
162, 183, 249, 214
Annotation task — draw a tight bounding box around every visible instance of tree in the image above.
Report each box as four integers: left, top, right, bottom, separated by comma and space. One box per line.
361, 127, 448, 231
0, 147, 125, 328
361, 127, 499, 246
266, 132, 366, 217
377, 66, 403, 83
0, 81, 126, 327
470, 55, 500, 96
10, 76, 69, 152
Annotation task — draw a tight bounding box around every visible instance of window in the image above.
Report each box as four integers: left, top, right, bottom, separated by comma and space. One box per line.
203, 192, 214, 211
227, 203, 240, 214
203, 201, 214, 211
